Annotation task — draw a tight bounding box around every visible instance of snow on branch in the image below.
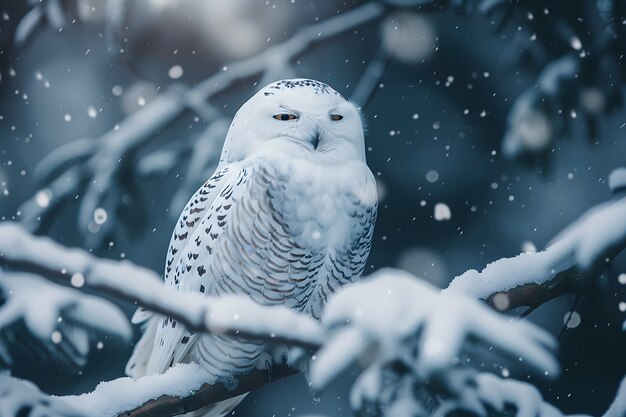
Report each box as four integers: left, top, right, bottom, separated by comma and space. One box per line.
0, 222, 322, 350
447, 177, 626, 311
0, 272, 130, 370
0, 374, 86, 417
0, 221, 318, 415
310, 269, 559, 417
0, 223, 565, 417
465, 373, 585, 417
17, 2, 385, 248
60, 362, 296, 417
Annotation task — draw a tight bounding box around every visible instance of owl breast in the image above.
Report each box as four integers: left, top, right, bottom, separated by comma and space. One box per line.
255, 151, 377, 317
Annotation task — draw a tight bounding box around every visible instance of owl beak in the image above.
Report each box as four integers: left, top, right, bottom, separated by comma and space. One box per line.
310, 127, 321, 149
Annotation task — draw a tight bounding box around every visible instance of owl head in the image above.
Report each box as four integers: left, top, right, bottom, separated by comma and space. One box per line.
220, 79, 366, 163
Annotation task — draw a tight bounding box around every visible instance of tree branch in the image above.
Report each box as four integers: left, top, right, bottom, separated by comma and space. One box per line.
0, 223, 322, 350
448, 192, 626, 312
0, 222, 320, 415
121, 366, 298, 417
5, 183, 626, 417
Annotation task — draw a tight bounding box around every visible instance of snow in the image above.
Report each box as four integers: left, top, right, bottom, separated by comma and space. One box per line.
168, 65, 184, 79
206, 295, 323, 347
473, 373, 582, 417
448, 194, 626, 299
61, 363, 213, 417
446, 240, 573, 300
434, 202, 451, 221
0, 374, 85, 417
0, 271, 130, 366
604, 375, 626, 417
608, 167, 626, 193
311, 268, 558, 392
549, 195, 626, 270
0, 222, 322, 350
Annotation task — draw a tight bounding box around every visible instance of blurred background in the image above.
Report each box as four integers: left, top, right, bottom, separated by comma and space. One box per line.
0, 0, 625, 416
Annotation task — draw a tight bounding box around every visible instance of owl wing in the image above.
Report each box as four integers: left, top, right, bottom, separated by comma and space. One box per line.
126, 164, 238, 377
146, 159, 328, 377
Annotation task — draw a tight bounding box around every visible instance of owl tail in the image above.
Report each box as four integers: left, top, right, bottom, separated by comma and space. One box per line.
181, 393, 248, 417
125, 315, 159, 378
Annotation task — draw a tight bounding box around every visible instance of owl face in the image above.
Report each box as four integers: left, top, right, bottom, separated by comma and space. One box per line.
221, 79, 366, 163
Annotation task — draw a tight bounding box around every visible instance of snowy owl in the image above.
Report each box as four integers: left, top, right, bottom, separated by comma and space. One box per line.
126, 79, 378, 416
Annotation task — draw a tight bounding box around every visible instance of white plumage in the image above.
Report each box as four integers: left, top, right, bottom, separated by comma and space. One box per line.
126, 79, 378, 416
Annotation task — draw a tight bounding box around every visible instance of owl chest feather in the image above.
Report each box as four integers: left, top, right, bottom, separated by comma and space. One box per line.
175, 150, 376, 322
262, 151, 375, 249
237, 154, 376, 317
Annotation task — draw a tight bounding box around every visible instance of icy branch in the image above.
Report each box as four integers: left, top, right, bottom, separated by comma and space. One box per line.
309, 269, 559, 417
312, 269, 558, 387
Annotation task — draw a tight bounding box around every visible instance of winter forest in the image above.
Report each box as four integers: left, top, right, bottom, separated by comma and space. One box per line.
0, 0, 626, 416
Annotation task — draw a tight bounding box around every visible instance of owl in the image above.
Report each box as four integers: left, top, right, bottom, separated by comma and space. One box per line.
126, 79, 378, 417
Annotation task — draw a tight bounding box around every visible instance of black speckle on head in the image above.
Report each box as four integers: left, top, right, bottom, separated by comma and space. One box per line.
263, 79, 342, 98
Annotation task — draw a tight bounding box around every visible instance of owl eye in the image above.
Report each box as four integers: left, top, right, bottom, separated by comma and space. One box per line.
273, 113, 298, 121
330, 114, 344, 121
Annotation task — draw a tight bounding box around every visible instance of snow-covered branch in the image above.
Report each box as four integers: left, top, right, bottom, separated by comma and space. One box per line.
0, 222, 322, 350
0, 272, 130, 370
309, 269, 559, 417
6, 168, 626, 416
59, 363, 296, 417
0, 374, 86, 417
448, 170, 626, 313
0, 223, 564, 417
